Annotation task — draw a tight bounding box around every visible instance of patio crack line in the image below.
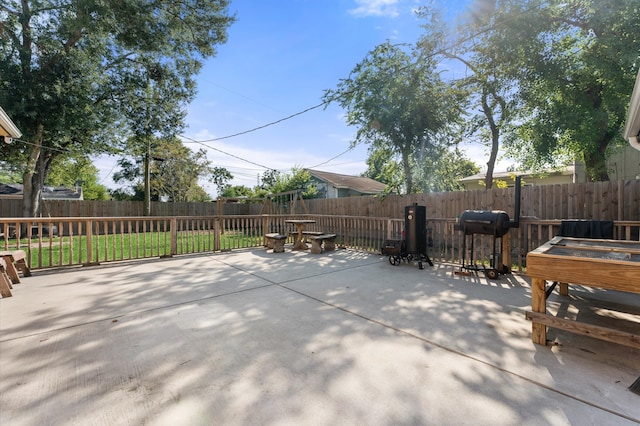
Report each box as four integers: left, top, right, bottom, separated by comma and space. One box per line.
276, 282, 640, 425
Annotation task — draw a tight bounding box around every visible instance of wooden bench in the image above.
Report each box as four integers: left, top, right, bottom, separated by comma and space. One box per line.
0, 250, 31, 284
309, 234, 337, 254
0, 257, 13, 298
264, 233, 287, 253
288, 230, 323, 242
264, 233, 280, 249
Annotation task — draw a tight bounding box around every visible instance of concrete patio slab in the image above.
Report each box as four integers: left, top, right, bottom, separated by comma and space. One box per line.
1, 248, 638, 425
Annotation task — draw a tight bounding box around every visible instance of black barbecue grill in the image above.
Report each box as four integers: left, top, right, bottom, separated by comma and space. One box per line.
382, 204, 433, 269
457, 176, 522, 278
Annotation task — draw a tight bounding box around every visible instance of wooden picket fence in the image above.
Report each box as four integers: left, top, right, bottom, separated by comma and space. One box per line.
1, 214, 639, 272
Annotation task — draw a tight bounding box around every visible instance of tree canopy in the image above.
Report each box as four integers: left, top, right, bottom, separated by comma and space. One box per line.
355, 0, 639, 188
468, 0, 639, 181
46, 156, 110, 200
112, 136, 230, 203
0, 0, 234, 216
324, 38, 466, 194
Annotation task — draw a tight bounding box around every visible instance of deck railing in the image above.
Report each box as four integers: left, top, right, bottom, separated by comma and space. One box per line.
1, 215, 639, 271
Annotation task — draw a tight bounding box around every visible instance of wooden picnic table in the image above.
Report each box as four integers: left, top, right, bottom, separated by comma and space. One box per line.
526, 236, 640, 349
285, 219, 316, 251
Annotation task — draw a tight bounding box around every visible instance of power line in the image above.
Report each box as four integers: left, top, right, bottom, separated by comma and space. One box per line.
98, 157, 121, 185
7, 1, 548, 183
180, 134, 273, 170
180, 101, 327, 144
8, 138, 71, 154
308, 146, 355, 169
177, 1, 548, 171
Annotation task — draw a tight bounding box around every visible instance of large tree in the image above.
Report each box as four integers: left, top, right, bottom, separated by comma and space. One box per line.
46, 155, 110, 200
268, 167, 318, 199
324, 37, 465, 194
485, 0, 639, 181
112, 137, 230, 203
432, 4, 516, 190
0, 0, 234, 216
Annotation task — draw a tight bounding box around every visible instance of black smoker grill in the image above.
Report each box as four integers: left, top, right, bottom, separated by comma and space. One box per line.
457, 176, 522, 279
382, 204, 433, 269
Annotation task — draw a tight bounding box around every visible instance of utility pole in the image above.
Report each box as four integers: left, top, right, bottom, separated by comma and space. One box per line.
144, 137, 151, 216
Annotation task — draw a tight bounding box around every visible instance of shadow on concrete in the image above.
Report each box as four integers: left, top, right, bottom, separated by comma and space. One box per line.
1, 248, 639, 425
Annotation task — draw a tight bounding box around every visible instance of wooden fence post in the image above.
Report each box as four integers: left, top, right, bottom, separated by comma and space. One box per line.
214, 219, 221, 252
262, 215, 269, 239
170, 218, 177, 256
501, 233, 511, 272
83, 219, 99, 266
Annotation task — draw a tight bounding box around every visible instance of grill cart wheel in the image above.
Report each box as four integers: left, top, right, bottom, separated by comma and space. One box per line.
486, 269, 499, 279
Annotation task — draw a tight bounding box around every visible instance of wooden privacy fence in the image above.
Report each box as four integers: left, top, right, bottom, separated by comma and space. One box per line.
306, 179, 640, 220
1, 179, 638, 220
1, 215, 639, 272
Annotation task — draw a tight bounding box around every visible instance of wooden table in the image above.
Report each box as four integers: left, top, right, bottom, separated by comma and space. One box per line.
285, 220, 316, 250
526, 236, 640, 348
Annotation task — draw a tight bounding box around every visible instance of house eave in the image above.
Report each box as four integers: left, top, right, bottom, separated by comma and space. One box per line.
623, 69, 640, 151
0, 107, 22, 139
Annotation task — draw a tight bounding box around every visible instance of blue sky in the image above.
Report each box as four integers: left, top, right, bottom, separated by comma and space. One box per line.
98, 0, 507, 196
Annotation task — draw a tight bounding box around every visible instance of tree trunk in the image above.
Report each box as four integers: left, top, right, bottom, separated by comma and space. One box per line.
22, 125, 45, 218
481, 90, 500, 189
582, 131, 612, 182
144, 149, 151, 216
402, 147, 413, 194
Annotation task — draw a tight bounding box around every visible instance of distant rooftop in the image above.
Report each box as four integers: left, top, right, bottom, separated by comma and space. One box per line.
306, 169, 386, 194
0, 183, 83, 200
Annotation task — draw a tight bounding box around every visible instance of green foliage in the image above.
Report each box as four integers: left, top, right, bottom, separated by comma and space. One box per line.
0, 0, 235, 216
438, 2, 518, 189
362, 146, 403, 194
0, 161, 22, 183
419, 148, 480, 192
209, 167, 233, 197
220, 185, 254, 198
268, 167, 318, 198
259, 169, 280, 190
46, 156, 110, 200
324, 34, 465, 194
112, 137, 228, 202
487, 0, 640, 181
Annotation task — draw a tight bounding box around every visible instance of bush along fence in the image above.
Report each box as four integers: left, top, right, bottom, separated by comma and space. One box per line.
1, 215, 639, 272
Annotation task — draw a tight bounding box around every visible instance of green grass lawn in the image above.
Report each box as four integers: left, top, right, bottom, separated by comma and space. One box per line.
22, 230, 265, 268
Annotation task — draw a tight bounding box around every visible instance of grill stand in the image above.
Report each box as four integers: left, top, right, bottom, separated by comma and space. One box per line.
458, 232, 509, 279
382, 238, 433, 270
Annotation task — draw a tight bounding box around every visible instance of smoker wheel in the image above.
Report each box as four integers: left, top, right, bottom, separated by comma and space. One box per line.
486, 269, 499, 279
389, 256, 401, 266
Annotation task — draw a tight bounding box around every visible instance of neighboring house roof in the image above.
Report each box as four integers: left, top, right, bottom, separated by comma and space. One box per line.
0, 183, 83, 200
459, 166, 575, 183
459, 166, 576, 190
624, 69, 640, 151
0, 183, 23, 199
306, 169, 386, 195
0, 107, 22, 141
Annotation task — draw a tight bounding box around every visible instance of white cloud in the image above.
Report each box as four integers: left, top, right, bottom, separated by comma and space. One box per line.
348, 0, 400, 18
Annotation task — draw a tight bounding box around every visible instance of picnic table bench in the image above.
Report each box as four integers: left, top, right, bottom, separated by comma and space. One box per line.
288, 230, 323, 241
309, 234, 337, 254
264, 233, 287, 253
0, 250, 31, 284
0, 257, 13, 298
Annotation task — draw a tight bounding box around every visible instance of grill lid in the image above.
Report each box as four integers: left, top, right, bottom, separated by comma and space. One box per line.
458, 210, 511, 237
